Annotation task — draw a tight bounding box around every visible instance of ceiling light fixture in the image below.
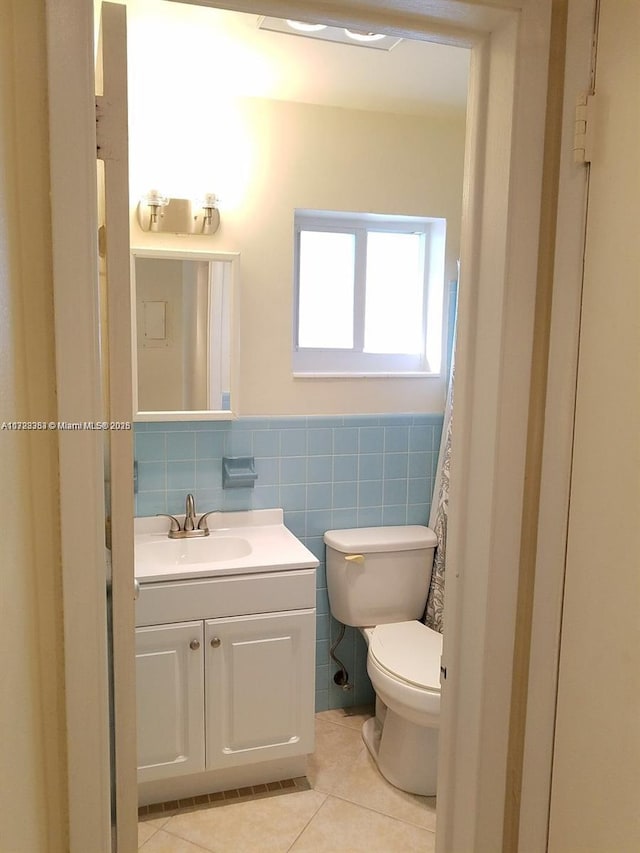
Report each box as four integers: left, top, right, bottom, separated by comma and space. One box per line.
286, 21, 327, 33
258, 17, 402, 51
344, 30, 386, 42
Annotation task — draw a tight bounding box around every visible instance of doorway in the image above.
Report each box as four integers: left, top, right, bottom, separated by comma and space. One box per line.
46, 1, 566, 850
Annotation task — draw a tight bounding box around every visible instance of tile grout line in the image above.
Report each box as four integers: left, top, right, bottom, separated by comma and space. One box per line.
284, 791, 331, 853
312, 714, 437, 833
137, 814, 173, 849
322, 789, 438, 835
142, 823, 216, 853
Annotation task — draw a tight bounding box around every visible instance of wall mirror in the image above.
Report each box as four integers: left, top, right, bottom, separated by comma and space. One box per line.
131, 248, 238, 421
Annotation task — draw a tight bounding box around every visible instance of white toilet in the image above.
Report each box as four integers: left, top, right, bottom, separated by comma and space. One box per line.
324, 525, 442, 796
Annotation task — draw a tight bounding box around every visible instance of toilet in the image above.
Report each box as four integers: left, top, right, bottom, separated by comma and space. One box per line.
324, 525, 442, 796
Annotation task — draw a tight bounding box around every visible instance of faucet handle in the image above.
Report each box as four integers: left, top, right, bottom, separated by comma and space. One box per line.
197, 511, 217, 533
156, 513, 181, 533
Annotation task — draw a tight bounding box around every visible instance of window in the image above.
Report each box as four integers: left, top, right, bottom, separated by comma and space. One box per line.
293, 210, 446, 375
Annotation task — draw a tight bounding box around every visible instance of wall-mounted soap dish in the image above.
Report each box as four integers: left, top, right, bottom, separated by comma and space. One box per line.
222, 456, 258, 489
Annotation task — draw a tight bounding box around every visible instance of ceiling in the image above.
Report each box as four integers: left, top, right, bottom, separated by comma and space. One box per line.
131, 1, 470, 118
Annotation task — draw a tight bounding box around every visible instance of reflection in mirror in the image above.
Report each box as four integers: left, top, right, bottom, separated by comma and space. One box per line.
131, 249, 238, 420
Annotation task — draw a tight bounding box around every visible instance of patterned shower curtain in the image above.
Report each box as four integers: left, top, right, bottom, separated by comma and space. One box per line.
425, 269, 457, 634
425, 367, 454, 633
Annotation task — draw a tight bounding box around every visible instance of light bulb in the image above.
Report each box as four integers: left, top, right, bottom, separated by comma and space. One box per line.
286, 20, 327, 33
344, 30, 386, 42
142, 189, 169, 208
200, 193, 219, 209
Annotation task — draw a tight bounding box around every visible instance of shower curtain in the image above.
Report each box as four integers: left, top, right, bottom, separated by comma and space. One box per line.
425, 274, 457, 633
425, 366, 453, 633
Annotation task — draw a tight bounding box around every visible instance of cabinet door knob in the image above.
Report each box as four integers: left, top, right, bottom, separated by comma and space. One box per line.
189, 639, 200, 651
210, 637, 221, 648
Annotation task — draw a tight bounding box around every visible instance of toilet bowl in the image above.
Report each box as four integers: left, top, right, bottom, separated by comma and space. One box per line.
361, 622, 441, 796
323, 525, 442, 797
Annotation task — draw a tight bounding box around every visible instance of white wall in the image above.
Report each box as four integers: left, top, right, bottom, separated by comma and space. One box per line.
548, 1, 640, 850
125, 3, 466, 415
0, 1, 67, 850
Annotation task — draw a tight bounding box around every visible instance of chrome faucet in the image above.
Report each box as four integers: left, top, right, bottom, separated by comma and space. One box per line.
157, 493, 217, 539
184, 493, 197, 531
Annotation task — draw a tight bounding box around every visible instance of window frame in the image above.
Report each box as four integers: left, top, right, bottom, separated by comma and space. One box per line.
292, 209, 443, 376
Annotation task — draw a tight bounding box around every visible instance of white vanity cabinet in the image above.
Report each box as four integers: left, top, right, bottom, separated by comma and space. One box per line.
134, 565, 316, 804
204, 611, 315, 770
136, 621, 205, 783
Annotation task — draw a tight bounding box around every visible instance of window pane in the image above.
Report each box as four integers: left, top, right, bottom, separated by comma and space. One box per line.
298, 231, 355, 349
364, 232, 424, 354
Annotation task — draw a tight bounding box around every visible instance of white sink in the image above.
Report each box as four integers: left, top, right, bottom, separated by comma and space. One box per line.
136, 535, 252, 568
134, 508, 318, 582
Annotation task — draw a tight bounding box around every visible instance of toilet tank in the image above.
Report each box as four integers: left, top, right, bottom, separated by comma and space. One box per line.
324, 526, 438, 627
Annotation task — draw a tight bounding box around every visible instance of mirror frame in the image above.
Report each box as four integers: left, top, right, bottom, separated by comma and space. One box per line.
130, 247, 240, 421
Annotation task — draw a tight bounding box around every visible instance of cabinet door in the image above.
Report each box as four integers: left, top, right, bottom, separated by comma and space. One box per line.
135, 621, 205, 783
205, 610, 315, 770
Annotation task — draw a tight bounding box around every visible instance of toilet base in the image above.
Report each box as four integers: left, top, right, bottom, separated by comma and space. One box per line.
362, 702, 438, 797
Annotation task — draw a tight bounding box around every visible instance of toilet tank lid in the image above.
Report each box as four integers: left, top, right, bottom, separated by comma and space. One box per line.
324, 525, 437, 554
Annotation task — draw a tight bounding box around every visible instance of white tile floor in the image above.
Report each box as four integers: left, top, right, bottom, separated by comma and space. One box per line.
138, 707, 437, 852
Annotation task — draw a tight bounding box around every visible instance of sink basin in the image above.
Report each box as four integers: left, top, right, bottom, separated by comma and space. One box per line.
134, 508, 319, 583
136, 535, 252, 568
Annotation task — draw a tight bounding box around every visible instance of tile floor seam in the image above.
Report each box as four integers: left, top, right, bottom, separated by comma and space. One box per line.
311, 722, 434, 830
321, 720, 363, 731
323, 788, 437, 833
313, 722, 357, 737
154, 824, 218, 853
286, 796, 436, 853
137, 828, 155, 850
335, 718, 368, 729
138, 817, 172, 850
316, 722, 368, 740
284, 790, 330, 852
138, 829, 163, 852
317, 717, 372, 732
316, 720, 369, 745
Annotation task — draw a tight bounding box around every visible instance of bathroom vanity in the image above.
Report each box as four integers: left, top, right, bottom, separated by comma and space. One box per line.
134, 509, 318, 807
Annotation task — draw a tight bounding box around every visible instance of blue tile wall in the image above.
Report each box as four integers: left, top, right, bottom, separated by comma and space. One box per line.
134, 413, 444, 712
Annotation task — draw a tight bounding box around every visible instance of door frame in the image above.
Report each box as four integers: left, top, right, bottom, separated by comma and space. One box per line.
96, 4, 139, 851
45, 2, 112, 851
518, 2, 597, 849
44, 0, 592, 850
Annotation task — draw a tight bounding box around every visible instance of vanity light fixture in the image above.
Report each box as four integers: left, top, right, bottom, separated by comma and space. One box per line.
136, 190, 221, 235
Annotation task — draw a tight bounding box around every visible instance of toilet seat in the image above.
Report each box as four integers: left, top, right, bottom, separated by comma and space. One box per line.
368, 621, 442, 691
367, 621, 442, 727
